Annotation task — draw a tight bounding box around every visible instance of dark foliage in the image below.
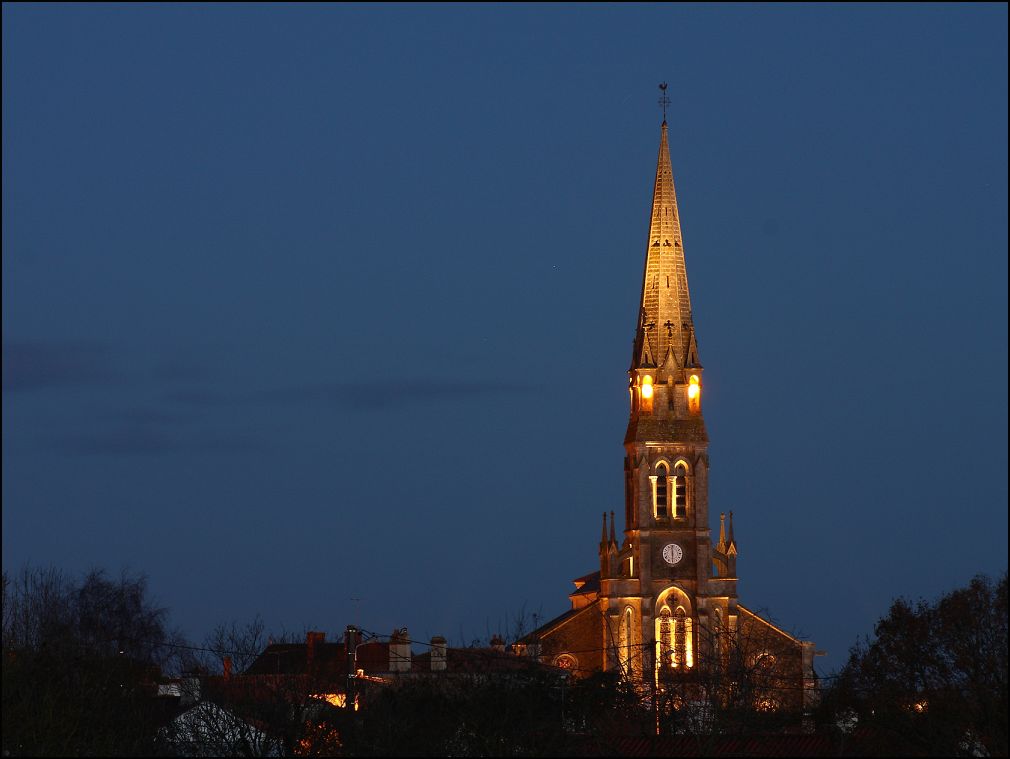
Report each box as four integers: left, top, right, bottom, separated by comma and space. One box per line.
342, 668, 653, 757
2, 566, 182, 756
821, 572, 1008, 757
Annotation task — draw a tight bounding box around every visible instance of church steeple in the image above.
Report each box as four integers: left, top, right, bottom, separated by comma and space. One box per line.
631, 121, 698, 372
616, 109, 715, 679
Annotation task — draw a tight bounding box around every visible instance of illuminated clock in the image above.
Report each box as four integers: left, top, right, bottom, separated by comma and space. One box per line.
662, 543, 684, 566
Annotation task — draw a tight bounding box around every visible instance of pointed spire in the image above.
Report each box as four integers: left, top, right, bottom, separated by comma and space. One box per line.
631, 120, 697, 372
599, 512, 608, 553
684, 325, 701, 369
717, 512, 727, 552
727, 510, 738, 556
609, 510, 617, 549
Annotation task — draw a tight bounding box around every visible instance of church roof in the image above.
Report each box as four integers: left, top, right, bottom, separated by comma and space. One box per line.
737, 604, 810, 646
517, 602, 597, 644
630, 121, 698, 372
571, 571, 600, 594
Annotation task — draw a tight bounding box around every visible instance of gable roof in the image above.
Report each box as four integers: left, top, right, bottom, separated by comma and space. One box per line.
518, 602, 598, 644
244, 640, 389, 677
410, 646, 556, 675
571, 571, 600, 596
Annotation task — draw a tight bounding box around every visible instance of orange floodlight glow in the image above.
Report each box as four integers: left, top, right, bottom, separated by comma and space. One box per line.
687, 374, 700, 400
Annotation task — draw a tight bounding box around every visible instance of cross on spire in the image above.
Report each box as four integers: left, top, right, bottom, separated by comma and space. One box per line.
658, 82, 670, 122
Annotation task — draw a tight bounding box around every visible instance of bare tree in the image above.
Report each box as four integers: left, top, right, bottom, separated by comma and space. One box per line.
648, 616, 813, 747
2, 565, 184, 756
162, 618, 348, 757
197, 615, 268, 674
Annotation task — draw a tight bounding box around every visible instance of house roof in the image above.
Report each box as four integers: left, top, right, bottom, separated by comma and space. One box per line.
410, 646, 558, 675
244, 640, 389, 677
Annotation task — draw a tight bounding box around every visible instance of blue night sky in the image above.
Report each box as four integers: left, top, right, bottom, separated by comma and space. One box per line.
3, 4, 1007, 676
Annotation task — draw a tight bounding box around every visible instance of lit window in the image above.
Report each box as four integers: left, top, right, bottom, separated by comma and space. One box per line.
655, 603, 693, 673
659, 607, 672, 668
687, 374, 701, 413
656, 463, 669, 518
554, 654, 578, 670
674, 607, 687, 667
640, 375, 654, 407
621, 607, 634, 676
674, 462, 688, 518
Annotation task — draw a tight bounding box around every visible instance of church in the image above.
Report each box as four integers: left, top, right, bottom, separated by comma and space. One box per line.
521, 114, 818, 714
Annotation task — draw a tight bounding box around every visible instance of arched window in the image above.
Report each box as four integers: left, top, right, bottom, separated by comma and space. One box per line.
621, 607, 634, 676
640, 375, 654, 413
656, 596, 695, 674
673, 462, 688, 518
655, 463, 669, 518
751, 651, 777, 675
658, 607, 672, 668
674, 607, 687, 666
554, 654, 578, 671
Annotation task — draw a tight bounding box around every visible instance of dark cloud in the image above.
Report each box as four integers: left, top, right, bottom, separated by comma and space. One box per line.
151, 358, 211, 383
163, 388, 238, 407
48, 425, 262, 456
49, 425, 176, 455
2, 340, 118, 392
38, 397, 262, 456
108, 407, 195, 426
255, 379, 538, 411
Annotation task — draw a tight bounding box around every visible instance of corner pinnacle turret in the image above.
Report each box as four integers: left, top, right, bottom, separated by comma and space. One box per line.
630, 120, 698, 372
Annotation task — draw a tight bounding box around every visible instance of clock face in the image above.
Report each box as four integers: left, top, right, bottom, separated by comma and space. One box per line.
662, 543, 684, 566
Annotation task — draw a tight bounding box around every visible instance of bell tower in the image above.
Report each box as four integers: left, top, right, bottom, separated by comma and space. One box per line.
600, 115, 738, 679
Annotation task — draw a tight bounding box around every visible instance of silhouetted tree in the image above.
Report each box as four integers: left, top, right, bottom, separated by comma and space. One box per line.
821, 572, 1008, 757
165, 619, 348, 757
2, 565, 184, 756
345, 663, 651, 757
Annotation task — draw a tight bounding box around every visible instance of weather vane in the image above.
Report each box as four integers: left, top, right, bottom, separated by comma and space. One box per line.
658, 82, 670, 122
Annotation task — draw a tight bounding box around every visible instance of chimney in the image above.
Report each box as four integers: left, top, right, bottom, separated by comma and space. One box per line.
222, 656, 232, 681
306, 631, 325, 672
344, 626, 360, 708
430, 636, 447, 672
490, 634, 505, 653
389, 627, 411, 672
343, 626, 360, 651
345, 626, 361, 679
